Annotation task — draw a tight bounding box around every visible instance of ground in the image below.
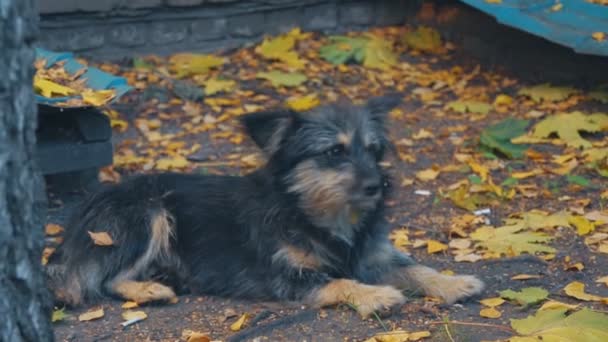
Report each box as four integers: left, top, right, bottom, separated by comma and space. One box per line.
44, 23, 608, 342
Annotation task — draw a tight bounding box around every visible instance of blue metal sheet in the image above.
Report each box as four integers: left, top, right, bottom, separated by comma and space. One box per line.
35, 48, 133, 106
460, 0, 608, 56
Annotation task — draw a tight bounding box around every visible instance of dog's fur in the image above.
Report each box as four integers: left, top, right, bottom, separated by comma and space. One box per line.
46, 96, 484, 317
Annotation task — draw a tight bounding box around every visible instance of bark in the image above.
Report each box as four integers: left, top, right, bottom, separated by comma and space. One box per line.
0, 0, 54, 341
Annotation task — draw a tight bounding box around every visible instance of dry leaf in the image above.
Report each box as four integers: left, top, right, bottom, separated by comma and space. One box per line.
427, 240, 448, 254
480, 297, 505, 307
564, 281, 604, 301
511, 274, 542, 280
596, 276, 608, 287
480, 307, 502, 318
87, 231, 114, 246
78, 307, 104, 321
415, 168, 440, 181
122, 301, 139, 309
538, 300, 579, 311
286, 94, 320, 112
182, 329, 211, 342
230, 313, 249, 331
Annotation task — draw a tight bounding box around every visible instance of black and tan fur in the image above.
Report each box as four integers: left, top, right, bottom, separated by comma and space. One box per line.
46, 96, 484, 317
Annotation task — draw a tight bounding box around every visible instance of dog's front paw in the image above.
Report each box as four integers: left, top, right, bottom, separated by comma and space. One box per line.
354, 285, 406, 318
436, 275, 484, 304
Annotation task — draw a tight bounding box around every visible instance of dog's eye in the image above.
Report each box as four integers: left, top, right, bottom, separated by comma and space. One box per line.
325, 144, 345, 157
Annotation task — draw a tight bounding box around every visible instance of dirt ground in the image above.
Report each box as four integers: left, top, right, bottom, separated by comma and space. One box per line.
46, 22, 608, 342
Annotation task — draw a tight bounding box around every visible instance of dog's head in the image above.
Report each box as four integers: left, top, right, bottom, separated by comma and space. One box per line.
242, 95, 401, 242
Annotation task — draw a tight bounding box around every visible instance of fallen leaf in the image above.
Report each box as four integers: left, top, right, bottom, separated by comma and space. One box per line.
412, 129, 434, 140
480, 118, 529, 159
480, 307, 502, 318
78, 307, 104, 321
363, 34, 398, 70
319, 36, 368, 65
427, 240, 448, 254
518, 111, 608, 149
517, 83, 579, 103
596, 276, 608, 287
538, 300, 579, 311
471, 225, 555, 257
568, 215, 596, 236
564, 281, 604, 301
446, 101, 492, 115
52, 308, 69, 323
98, 166, 121, 183
592, 32, 606, 42
203, 78, 236, 96
256, 71, 307, 87
155, 156, 189, 171
181, 330, 211, 342
81, 89, 116, 106
45, 223, 64, 236
364, 330, 431, 342
121, 301, 139, 309
416, 168, 440, 181
511, 274, 542, 280
286, 94, 320, 111
121, 310, 147, 327
480, 297, 505, 307
256, 31, 305, 69
509, 308, 608, 341
87, 231, 113, 246
34, 76, 76, 98
169, 53, 225, 78
230, 313, 249, 331
500, 287, 549, 306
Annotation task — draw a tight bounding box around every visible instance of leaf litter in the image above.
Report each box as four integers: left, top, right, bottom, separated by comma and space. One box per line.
45, 20, 608, 342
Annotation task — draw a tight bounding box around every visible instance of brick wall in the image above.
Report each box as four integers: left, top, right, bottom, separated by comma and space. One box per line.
38, 0, 418, 59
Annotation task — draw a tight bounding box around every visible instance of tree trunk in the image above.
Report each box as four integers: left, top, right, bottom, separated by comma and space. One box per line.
0, 0, 53, 341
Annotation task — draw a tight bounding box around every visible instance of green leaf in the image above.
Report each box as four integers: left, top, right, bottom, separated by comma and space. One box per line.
501, 177, 519, 187
446, 101, 492, 115
518, 83, 579, 103
499, 287, 549, 307
468, 174, 483, 184
256, 71, 307, 87
133, 57, 153, 70
480, 118, 530, 159
52, 308, 69, 323
566, 175, 591, 187
319, 36, 368, 65
509, 308, 608, 342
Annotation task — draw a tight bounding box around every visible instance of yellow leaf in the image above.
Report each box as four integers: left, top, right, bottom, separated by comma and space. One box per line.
467, 160, 489, 181
596, 276, 608, 287
364, 330, 431, 342
155, 156, 189, 171
45, 223, 64, 236
511, 274, 542, 280
121, 301, 139, 309
427, 240, 448, 254
568, 215, 596, 236
121, 310, 147, 321
479, 297, 505, 307
402, 26, 443, 53
230, 313, 249, 331
169, 53, 225, 78
78, 307, 104, 321
204, 78, 236, 96
538, 300, 579, 311
255, 33, 305, 69
493, 94, 513, 106
408, 331, 431, 341
592, 32, 606, 42
412, 129, 434, 140
415, 168, 440, 181
87, 231, 114, 246
511, 169, 544, 179
527, 111, 608, 149
363, 35, 398, 71
479, 307, 502, 318
110, 119, 129, 132
564, 281, 604, 301
81, 89, 116, 106
33, 76, 76, 98
517, 83, 579, 103
182, 330, 211, 342
286, 94, 320, 112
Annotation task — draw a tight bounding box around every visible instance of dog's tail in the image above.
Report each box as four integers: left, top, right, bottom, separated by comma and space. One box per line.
45, 177, 176, 306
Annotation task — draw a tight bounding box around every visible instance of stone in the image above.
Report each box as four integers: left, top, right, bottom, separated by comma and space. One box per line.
264, 8, 302, 35
339, 1, 374, 26
228, 12, 265, 37
303, 3, 337, 30
108, 24, 147, 47
166, 0, 204, 6
77, 0, 118, 12
191, 18, 227, 41
39, 0, 78, 14
122, 0, 162, 9
149, 22, 189, 45
39, 28, 105, 52
374, 0, 410, 26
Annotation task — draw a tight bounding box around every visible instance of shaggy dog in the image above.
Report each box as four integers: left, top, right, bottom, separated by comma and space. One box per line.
46, 96, 484, 317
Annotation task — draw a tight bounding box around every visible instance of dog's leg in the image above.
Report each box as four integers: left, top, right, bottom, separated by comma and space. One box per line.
107, 279, 176, 304
308, 279, 405, 318
357, 240, 484, 304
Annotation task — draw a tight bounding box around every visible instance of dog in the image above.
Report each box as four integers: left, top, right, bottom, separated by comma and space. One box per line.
46, 95, 484, 318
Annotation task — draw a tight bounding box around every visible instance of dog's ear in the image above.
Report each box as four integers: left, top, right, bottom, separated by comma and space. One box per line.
365, 93, 402, 123
241, 110, 293, 154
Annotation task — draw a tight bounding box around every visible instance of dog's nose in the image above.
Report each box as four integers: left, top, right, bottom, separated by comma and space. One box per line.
362, 179, 381, 197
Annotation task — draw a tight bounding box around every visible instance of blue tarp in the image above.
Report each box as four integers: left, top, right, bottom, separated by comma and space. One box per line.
461, 0, 608, 57
35, 48, 132, 106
